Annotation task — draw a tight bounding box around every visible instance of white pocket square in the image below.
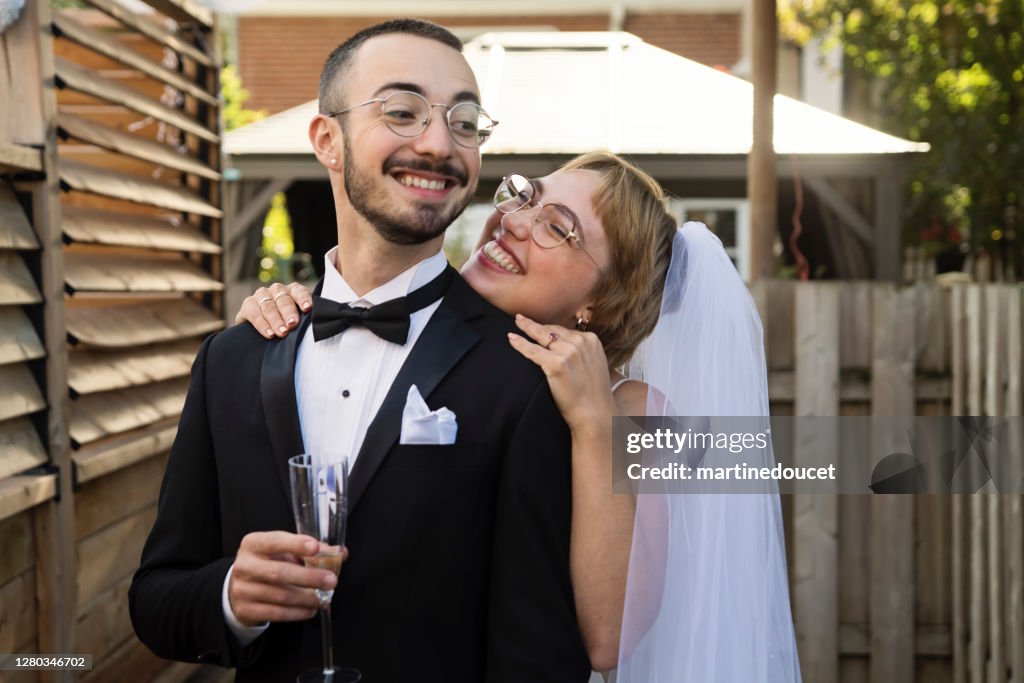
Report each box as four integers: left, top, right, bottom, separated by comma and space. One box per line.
400, 384, 457, 445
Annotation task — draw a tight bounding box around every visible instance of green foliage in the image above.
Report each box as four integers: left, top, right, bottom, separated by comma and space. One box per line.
780, 0, 1024, 266
220, 64, 267, 132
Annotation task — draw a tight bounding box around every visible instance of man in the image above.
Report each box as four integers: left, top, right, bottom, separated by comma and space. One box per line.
129, 19, 591, 682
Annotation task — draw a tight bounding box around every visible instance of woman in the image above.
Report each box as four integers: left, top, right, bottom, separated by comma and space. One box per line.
237, 152, 801, 681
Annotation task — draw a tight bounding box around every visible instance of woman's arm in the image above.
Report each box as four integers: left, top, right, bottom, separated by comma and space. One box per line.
508, 315, 639, 672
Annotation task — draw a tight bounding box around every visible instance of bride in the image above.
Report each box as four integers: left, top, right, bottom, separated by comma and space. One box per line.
236, 151, 802, 681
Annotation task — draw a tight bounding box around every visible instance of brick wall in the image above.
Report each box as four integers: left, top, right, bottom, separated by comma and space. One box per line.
237, 12, 740, 114
624, 12, 740, 68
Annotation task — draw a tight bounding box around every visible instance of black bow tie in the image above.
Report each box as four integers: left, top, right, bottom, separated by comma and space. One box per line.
311, 265, 455, 345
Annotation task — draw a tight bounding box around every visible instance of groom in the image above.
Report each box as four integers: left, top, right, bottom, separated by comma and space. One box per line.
129, 19, 590, 682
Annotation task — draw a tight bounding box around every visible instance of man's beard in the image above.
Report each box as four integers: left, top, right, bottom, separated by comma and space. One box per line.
342, 137, 475, 246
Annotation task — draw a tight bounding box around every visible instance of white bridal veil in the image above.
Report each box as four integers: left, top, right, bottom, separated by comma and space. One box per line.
618, 222, 802, 682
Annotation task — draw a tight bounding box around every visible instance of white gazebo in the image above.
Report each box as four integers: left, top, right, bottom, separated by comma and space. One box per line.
223, 31, 928, 295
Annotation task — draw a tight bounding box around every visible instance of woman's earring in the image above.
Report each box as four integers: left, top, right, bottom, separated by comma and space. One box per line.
330, 158, 337, 166
576, 317, 589, 332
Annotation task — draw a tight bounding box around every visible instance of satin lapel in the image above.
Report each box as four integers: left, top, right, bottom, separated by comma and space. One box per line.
261, 278, 323, 505
348, 275, 482, 512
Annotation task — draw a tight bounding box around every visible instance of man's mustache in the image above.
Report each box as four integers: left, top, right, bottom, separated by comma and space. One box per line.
383, 157, 470, 187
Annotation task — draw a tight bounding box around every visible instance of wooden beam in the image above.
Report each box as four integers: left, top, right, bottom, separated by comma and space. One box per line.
83, 0, 215, 67
54, 57, 218, 144
137, 0, 214, 28
746, 0, 777, 280
873, 167, 905, 281
64, 252, 224, 294
803, 175, 872, 244
69, 340, 197, 396
0, 141, 43, 173
72, 420, 177, 485
58, 112, 221, 180
65, 299, 222, 348
52, 12, 218, 107
60, 158, 222, 217
63, 205, 221, 254
69, 378, 189, 449
0, 475, 58, 523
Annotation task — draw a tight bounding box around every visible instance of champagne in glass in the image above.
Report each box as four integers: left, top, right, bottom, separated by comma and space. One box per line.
288, 454, 360, 683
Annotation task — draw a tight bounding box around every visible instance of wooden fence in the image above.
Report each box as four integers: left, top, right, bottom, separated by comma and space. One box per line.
751, 280, 1024, 683
1, 1, 221, 681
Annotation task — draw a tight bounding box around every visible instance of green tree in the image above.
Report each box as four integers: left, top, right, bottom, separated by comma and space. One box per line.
780, 0, 1024, 271
220, 64, 267, 132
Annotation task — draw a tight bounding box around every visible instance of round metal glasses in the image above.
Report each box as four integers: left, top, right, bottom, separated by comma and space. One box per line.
326, 90, 497, 148
493, 173, 600, 268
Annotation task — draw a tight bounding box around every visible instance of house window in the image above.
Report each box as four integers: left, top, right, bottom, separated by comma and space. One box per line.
669, 199, 751, 281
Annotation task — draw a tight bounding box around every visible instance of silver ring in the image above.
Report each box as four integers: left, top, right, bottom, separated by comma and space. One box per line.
273, 291, 291, 300
257, 296, 272, 305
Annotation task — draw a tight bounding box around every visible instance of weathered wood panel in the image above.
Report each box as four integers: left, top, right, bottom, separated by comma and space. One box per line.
793, 283, 840, 683
76, 503, 156, 606
62, 205, 220, 253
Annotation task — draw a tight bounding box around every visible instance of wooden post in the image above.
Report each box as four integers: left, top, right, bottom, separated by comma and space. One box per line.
869, 284, 915, 683
873, 166, 905, 281
747, 0, 777, 280
1007, 286, 1024, 683
793, 283, 839, 683
951, 285, 969, 683
966, 285, 987, 683
23, 1, 77, 679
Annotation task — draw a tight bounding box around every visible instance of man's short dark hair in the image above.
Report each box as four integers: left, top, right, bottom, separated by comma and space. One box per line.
318, 18, 464, 114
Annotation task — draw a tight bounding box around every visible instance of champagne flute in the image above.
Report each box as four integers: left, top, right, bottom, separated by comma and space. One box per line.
288, 454, 361, 683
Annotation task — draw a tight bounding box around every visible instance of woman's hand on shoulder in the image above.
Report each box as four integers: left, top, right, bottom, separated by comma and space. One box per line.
507, 314, 615, 431
234, 282, 313, 339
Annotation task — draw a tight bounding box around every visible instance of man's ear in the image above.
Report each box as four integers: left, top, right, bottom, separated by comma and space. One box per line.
309, 114, 340, 171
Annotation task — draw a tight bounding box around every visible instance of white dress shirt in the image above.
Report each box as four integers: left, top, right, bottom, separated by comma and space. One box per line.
294, 246, 447, 466
223, 246, 448, 645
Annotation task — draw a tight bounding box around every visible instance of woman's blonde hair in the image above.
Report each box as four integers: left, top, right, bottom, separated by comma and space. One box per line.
560, 152, 677, 368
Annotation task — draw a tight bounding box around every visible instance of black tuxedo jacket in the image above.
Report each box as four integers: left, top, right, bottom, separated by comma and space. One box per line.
129, 274, 591, 682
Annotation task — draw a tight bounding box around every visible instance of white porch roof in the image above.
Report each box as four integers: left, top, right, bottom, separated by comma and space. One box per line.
224, 31, 928, 159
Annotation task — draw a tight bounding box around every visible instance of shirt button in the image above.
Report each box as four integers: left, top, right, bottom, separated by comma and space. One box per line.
342, 389, 351, 398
